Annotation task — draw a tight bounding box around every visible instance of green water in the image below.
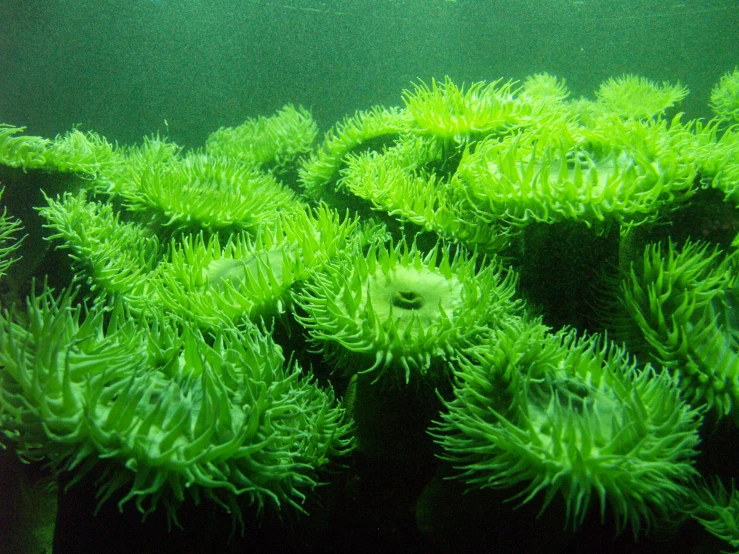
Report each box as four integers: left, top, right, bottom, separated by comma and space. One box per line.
1, 0, 736, 144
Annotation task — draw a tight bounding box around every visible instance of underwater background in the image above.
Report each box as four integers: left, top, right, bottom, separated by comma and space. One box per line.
2, 0, 739, 553
1, 0, 737, 144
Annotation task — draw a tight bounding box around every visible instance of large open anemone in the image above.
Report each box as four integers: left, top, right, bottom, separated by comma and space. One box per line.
453, 115, 699, 231
0, 289, 354, 529
156, 204, 381, 328
205, 104, 318, 167
710, 67, 739, 125
618, 240, 739, 421
431, 317, 703, 535
295, 239, 521, 386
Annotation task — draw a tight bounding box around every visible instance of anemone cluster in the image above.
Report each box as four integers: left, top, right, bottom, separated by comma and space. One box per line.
2, 71, 739, 550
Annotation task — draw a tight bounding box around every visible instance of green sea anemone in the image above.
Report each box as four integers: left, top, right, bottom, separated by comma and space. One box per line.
0, 125, 49, 170
619, 240, 739, 420
39, 191, 161, 312
0, 188, 23, 279
122, 151, 300, 233
432, 318, 703, 534
691, 478, 739, 552
341, 135, 511, 252
0, 125, 119, 176
43, 128, 118, 176
520, 73, 570, 106
156, 204, 376, 328
402, 76, 529, 142
453, 114, 698, 230
0, 288, 354, 528
295, 239, 520, 386
703, 128, 739, 203
206, 104, 318, 167
595, 74, 689, 120
94, 134, 181, 198
298, 105, 410, 200
710, 68, 739, 124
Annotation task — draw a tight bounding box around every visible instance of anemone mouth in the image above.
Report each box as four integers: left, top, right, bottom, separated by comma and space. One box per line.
391, 289, 424, 311
363, 266, 464, 331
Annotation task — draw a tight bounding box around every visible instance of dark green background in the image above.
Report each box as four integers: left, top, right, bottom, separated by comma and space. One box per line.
1, 0, 737, 146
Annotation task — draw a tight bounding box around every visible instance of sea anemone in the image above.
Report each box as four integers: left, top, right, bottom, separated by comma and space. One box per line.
156, 204, 376, 328
298, 105, 410, 200
520, 73, 570, 106
43, 128, 118, 176
95, 134, 181, 198
710, 67, 739, 124
691, 478, 739, 551
432, 318, 703, 534
618, 240, 739, 420
0, 188, 23, 279
341, 135, 511, 252
39, 191, 161, 312
0, 124, 49, 170
206, 104, 318, 167
401, 76, 529, 142
702, 128, 739, 203
121, 151, 300, 233
295, 239, 520, 386
595, 74, 689, 120
453, 114, 698, 230
0, 288, 354, 528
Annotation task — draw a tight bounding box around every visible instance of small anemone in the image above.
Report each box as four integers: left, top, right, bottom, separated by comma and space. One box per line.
298, 105, 410, 200
206, 104, 318, 167
0, 187, 23, 280
710, 67, 739, 124
595, 74, 689, 120
521, 73, 570, 104
432, 318, 703, 535
295, 239, 521, 386
0, 124, 49, 170
402, 76, 529, 142
691, 478, 739, 551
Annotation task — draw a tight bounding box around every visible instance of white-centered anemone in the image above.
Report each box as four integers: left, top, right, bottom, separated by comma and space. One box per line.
296, 239, 520, 385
